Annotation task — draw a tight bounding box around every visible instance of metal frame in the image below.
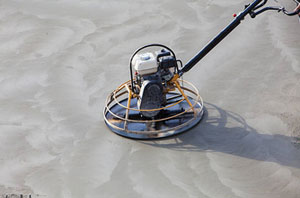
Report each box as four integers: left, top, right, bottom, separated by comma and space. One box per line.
103, 78, 204, 139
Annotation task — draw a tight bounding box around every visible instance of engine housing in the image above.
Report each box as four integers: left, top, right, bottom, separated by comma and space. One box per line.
134, 49, 178, 118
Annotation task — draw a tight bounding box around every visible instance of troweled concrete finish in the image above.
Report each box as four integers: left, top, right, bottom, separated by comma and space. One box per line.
0, 0, 300, 197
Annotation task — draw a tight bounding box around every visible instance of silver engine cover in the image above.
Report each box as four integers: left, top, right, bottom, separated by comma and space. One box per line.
138, 80, 164, 118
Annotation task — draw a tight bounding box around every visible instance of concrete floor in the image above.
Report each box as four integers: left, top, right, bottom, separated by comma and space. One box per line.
0, 0, 300, 197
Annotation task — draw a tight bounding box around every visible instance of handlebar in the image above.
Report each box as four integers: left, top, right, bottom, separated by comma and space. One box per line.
283, 8, 300, 16
250, 0, 300, 17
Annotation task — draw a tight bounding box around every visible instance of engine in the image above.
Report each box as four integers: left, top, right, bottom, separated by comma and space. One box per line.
133, 49, 178, 118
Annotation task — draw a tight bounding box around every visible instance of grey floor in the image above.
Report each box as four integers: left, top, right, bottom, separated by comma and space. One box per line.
1, 0, 300, 197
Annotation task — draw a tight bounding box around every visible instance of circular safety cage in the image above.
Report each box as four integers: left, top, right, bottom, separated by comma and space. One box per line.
103, 79, 204, 139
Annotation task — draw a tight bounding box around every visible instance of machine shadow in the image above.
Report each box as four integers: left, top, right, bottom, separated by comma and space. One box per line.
142, 103, 300, 169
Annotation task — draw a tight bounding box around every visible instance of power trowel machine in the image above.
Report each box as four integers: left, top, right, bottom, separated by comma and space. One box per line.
104, 0, 300, 139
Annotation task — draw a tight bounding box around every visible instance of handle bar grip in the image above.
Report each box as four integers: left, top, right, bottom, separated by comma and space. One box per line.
283, 9, 300, 16
250, 5, 300, 17
282, 0, 300, 16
